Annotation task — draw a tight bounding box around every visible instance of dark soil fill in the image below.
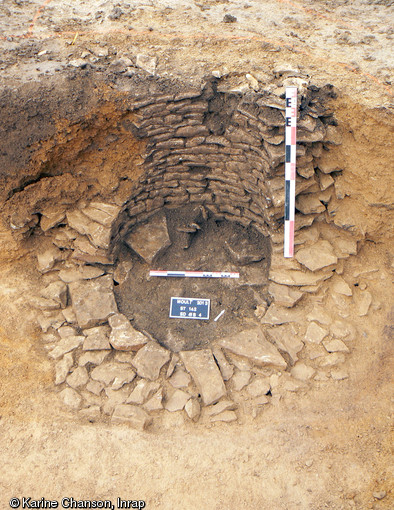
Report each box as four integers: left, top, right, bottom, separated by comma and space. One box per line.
114, 206, 271, 352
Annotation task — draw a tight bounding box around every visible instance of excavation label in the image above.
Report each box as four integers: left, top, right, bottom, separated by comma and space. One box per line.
170, 297, 210, 320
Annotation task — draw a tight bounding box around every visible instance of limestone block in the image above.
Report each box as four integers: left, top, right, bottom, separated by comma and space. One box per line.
322, 339, 350, 353
81, 202, 120, 227
211, 411, 237, 423
295, 240, 338, 272
90, 362, 135, 387
231, 370, 251, 391
168, 368, 192, 389
206, 400, 237, 416
184, 398, 201, 421
55, 353, 74, 385
112, 404, 152, 430
296, 194, 326, 214
126, 380, 160, 405
78, 351, 110, 366
69, 275, 118, 328
125, 211, 171, 264
66, 210, 111, 249
131, 341, 171, 380
41, 281, 68, 308
246, 378, 271, 398
49, 335, 85, 359
109, 313, 148, 351
266, 324, 304, 363
82, 326, 111, 351
268, 282, 303, 308
40, 210, 66, 232
66, 366, 89, 389
165, 389, 190, 412
60, 388, 82, 409
59, 266, 104, 283
212, 347, 234, 381
143, 388, 164, 412
305, 322, 328, 344
180, 349, 226, 406
217, 328, 287, 370
37, 245, 63, 273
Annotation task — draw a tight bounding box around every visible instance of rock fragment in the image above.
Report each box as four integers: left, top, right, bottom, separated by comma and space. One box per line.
125, 212, 171, 264
267, 324, 304, 363
37, 246, 62, 273
112, 404, 152, 430
231, 370, 251, 391
218, 328, 287, 369
180, 349, 226, 405
109, 313, 148, 351
246, 378, 271, 398
165, 389, 190, 412
211, 410, 237, 423
131, 341, 170, 380
49, 335, 84, 359
126, 380, 160, 405
69, 275, 117, 328
305, 322, 328, 344
143, 388, 164, 412
295, 240, 337, 272
212, 346, 234, 381
66, 367, 89, 389
90, 362, 135, 387
322, 339, 350, 353
290, 363, 315, 381
136, 54, 157, 75
184, 398, 201, 421
268, 282, 303, 308
54, 353, 74, 385
206, 400, 237, 417
82, 326, 111, 350
60, 388, 82, 409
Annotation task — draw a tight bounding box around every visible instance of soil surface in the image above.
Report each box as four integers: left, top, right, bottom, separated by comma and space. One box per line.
0, 1, 393, 510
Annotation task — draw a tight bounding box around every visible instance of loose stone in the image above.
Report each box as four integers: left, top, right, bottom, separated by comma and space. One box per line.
184, 398, 201, 421
246, 378, 271, 398
295, 240, 337, 272
109, 313, 148, 351
330, 368, 349, 380
125, 211, 171, 264
60, 388, 82, 409
54, 353, 74, 385
49, 335, 85, 359
268, 282, 303, 308
79, 405, 101, 422
168, 368, 192, 389
165, 389, 190, 412
57, 325, 78, 338
322, 339, 350, 353
90, 362, 136, 387
290, 363, 316, 381
267, 324, 304, 364
69, 275, 118, 328
112, 404, 152, 430
66, 366, 89, 389
59, 266, 104, 283
126, 380, 160, 405
86, 380, 104, 396
218, 328, 287, 369
131, 341, 171, 380
211, 410, 237, 423
180, 349, 227, 406
231, 370, 251, 391
206, 400, 237, 417
83, 326, 112, 350
37, 246, 62, 273
143, 388, 164, 412
305, 322, 328, 344
212, 346, 234, 381
41, 281, 68, 307
79, 351, 110, 366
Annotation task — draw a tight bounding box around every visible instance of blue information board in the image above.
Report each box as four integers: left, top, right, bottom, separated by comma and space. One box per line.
170, 297, 210, 320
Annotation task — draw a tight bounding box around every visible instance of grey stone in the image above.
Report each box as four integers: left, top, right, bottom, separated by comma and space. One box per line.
79, 405, 101, 421
184, 398, 201, 421
104, 387, 133, 413
206, 400, 237, 417
260, 304, 303, 325
113, 260, 133, 285
49, 335, 84, 359
131, 341, 171, 380
305, 322, 328, 344
60, 388, 82, 409
37, 246, 62, 273
212, 347, 234, 381
66, 210, 111, 249
143, 388, 164, 412
180, 349, 226, 406
86, 380, 104, 396
224, 239, 264, 265
78, 350, 110, 366
54, 353, 74, 385
59, 266, 104, 283
81, 202, 120, 227
295, 194, 326, 214
41, 281, 68, 307
109, 313, 148, 351
168, 368, 191, 389
246, 378, 271, 398
322, 339, 350, 353
69, 275, 118, 328
30, 296, 60, 311
330, 368, 349, 380
218, 328, 287, 369
290, 363, 315, 381
112, 404, 152, 430
268, 282, 303, 308
267, 324, 304, 363
57, 325, 78, 338
90, 362, 135, 387
211, 410, 237, 423
231, 370, 251, 391
125, 211, 171, 264
40, 210, 66, 232
66, 366, 89, 389
136, 54, 157, 75
165, 389, 190, 412
82, 326, 111, 350
332, 276, 352, 296
355, 290, 372, 316
126, 380, 160, 405
318, 353, 346, 367
295, 240, 337, 272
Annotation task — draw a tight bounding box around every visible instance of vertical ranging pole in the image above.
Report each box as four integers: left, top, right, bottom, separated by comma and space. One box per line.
284, 87, 298, 258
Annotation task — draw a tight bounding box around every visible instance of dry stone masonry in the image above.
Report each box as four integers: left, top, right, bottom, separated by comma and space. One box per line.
18, 78, 371, 429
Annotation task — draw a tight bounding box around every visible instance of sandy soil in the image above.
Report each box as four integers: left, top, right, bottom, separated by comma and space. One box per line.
0, 1, 393, 509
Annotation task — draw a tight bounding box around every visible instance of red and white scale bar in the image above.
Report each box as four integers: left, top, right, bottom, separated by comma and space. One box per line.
149, 270, 239, 279
284, 87, 298, 258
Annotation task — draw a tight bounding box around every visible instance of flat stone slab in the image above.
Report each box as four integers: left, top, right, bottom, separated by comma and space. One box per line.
69, 275, 118, 328
49, 335, 84, 359
164, 389, 190, 412
266, 324, 304, 363
90, 361, 136, 387
295, 240, 338, 272
131, 341, 171, 380
109, 313, 148, 351
217, 328, 287, 370
126, 380, 160, 405
125, 211, 171, 264
268, 282, 303, 308
66, 209, 111, 249
82, 326, 111, 350
180, 349, 226, 406
112, 404, 152, 430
